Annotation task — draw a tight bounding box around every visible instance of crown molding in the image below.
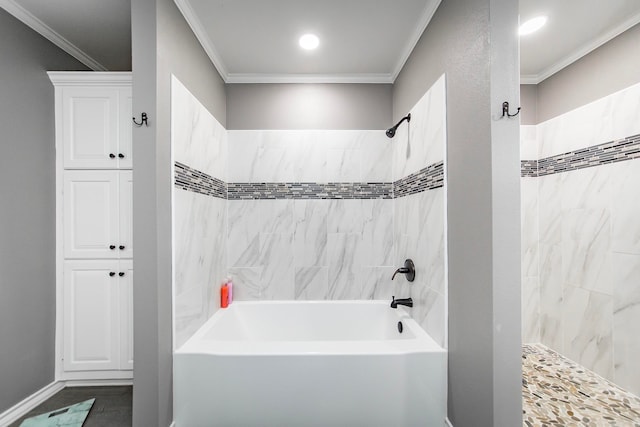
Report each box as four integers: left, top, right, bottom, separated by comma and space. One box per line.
174, 0, 229, 81
225, 73, 394, 84
390, 0, 442, 82
519, 75, 539, 85
0, 0, 107, 71
520, 11, 640, 85
48, 71, 132, 85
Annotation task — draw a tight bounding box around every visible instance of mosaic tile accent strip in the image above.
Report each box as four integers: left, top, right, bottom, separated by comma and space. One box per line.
521, 133, 640, 177
175, 162, 227, 199
522, 344, 640, 426
521, 160, 538, 178
394, 161, 444, 198
227, 182, 393, 200
176, 161, 444, 199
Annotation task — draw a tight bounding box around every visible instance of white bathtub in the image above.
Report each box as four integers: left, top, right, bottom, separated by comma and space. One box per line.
174, 301, 446, 427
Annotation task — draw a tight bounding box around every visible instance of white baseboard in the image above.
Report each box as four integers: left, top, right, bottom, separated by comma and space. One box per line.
445, 417, 454, 427
169, 422, 176, 427
64, 379, 133, 387
0, 381, 65, 426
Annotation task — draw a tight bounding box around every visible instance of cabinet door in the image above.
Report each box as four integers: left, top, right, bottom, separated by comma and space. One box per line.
117, 88, 133, 169
62, 87, 119, 169
119, 260, 134, 370
64, 171, 119, 259
118, 171, 133, 258
63, 261, 120, 371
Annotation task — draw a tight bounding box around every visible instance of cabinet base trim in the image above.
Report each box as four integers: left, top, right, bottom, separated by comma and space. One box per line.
57, 370, 133, 382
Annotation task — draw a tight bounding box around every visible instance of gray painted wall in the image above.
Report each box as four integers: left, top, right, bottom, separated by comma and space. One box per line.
393, 0, 521, 425
226, 83, 392, 130
131, 0, 159, 424
537, 23, 640, 123
489, 0, 522, 424
0, 8, 87, 414
520, 84, 537, 125
158, 1, 227, 125
131, 0, 226, 425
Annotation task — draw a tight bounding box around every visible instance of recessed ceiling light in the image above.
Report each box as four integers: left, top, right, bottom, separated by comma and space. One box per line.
519, 16, 547, 36
299, 34, 319, 50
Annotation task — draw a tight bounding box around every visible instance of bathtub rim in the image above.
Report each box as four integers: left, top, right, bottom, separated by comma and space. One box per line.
176, 300, 446, 356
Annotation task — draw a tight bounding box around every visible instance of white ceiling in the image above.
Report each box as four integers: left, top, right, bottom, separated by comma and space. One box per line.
2, 0, 639, 84
174, 0, 440, 83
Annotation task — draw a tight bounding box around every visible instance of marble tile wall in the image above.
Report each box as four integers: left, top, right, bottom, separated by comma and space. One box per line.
226, 130, 396, 302
172, 76, 228, 349
537, 83, 640, 160
520, 124, 540, 344
227, 130, 393, 184
392, 74, 447, 348
174, 191, 226, 348
226, 197, 396, 301
520, 81, 640, 396
392, 74, 446, 182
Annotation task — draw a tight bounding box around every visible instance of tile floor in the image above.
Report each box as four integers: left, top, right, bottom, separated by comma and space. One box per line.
523, 344, 640, 426
9, 386, 132, 427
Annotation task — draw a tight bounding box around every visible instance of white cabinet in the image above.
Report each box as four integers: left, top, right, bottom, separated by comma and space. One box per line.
63, 170, 132, 259
119, 171, 134, 259
50, 72, 133, 380
61, 86, 132, 169
119, 260, 134, 370
63, 260, 133, 371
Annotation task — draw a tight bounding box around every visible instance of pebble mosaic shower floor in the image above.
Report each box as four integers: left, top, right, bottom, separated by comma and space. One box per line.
523, 344, 640, 426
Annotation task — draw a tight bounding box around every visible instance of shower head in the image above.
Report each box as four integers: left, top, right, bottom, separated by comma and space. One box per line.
385, 127, 397, 138
386, 113, 411, 139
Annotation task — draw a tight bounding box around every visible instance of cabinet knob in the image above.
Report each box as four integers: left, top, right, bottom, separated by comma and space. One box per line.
109, 245, 116, 250
109, 272, 116, 277
109, 153, 116, 159
118, 153, 125, 159
119, 272, 125, 277
119, 245, 125, 250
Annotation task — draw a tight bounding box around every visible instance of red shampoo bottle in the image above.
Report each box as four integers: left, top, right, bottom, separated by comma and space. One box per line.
220, 284, 229, 308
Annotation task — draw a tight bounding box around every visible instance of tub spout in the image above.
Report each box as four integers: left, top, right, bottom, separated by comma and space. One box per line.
390, 296, 413, 309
